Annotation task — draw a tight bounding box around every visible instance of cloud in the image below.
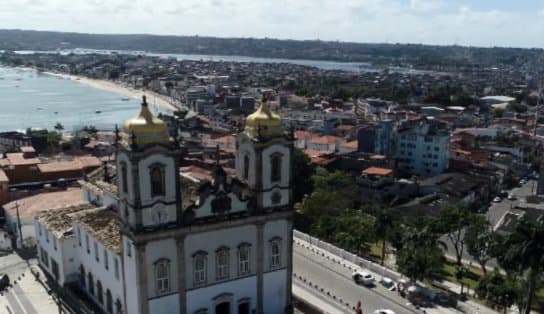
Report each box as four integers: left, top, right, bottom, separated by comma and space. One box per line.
409, 0, 444, 13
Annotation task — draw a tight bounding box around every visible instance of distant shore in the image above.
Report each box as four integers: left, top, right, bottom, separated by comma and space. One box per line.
17, 67, 179, 113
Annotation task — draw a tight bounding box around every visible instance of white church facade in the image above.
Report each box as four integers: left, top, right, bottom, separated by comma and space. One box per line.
35, 96, 294, 314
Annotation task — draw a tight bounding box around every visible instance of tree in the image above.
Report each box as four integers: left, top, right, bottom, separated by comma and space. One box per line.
396, 224, 446, 282
292, 148, 314, 203
476, 271, 521, 313
438, 204, 472, 267
54, 122, 64, 134
374, 207, 395, 266
333, 212, 376, 256
465, 216, 495, 275
499, 218, 544, 314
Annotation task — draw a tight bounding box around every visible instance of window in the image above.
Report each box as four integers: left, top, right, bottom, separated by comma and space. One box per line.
216, 248, 229, 280
77, 228, 81, 246
53, 237, 57, 250
114, 259, 120, 280
88, 273, 95, 296
51, 258, 59, 279
155, 259, 171, 294
86, 234, 90, 254
243, 154, 250, 180
95, 242, 99, 262
120, 162, 128, 194
150, 165, 165, 197
45, 230, 49, 243
80, 265, 86, 288
238, 244, 250, 275
434, 146, 439, 151
97, 280, 103, 304
104, 249, 109, 270
126, 240, 132, 257
38, 223, 42, 236
270, 154, 282, 182
270, 239, 282, 270
193, 253, 207, 285
106, 289, 113, 314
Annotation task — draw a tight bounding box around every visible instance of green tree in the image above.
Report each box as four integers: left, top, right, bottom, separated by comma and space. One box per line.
397, 224, 446, 282
54, 122, 64, 134
292, 148, 314, 203
465, 216, 495, 275
476, 271, 521, 313
499, 218, 544, 314
374, 207, 395, 266
437, 204, 472, 267
333, 212, 376, 256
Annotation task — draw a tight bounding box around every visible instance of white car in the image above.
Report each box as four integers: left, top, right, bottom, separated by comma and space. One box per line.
379, 277, 396, 291
493, 196, 502, 203
507, 193, 516, 200
352, 270, 375, 286
373, 310, 395, 314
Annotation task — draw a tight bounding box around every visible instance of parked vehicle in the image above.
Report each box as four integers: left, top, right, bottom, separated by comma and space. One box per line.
379, 277, 396, 291
493, 196, 502, 203
373, 310, 395, 314
507, 193, 516, 200
0, 273, 10, 291
352, 270, 375, 286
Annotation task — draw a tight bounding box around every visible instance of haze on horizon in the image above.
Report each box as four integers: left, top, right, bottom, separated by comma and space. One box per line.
2, 0, 544, 49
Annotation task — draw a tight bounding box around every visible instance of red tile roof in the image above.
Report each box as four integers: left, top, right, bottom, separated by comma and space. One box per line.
341, 141, 358, 149
20, 146, 35, 153
5, 153, 40, 166
3, 188, 83, 219
362, 167, 393, 176
0, 169, 8, 183
37, 156, 101, 173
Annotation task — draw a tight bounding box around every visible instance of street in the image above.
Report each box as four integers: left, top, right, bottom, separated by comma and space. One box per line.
293, 241, 457, 314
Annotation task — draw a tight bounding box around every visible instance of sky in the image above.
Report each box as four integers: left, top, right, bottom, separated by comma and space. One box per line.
1, 0, 544, 48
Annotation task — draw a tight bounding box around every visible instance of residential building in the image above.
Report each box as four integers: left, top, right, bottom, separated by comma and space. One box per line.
395, 117, 450, 176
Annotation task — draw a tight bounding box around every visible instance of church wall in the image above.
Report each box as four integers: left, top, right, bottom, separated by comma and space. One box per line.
116, 153, 134, 201
236, 141, 256, 185
186, 275, 257, 314
261, 144, 290, 191
148, 293, 180, 314
145, 238, 179, 298
263, 219, 289, 270
184, 224, 257, 290
123, 235, 139, 314
138, 154, 177, 205
263, 269, 288, 313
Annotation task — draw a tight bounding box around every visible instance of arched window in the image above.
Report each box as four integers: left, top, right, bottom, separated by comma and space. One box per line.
193, 252, 207, 286
215, 247, 230, 280
270, 154, 282, 182
243, 154, 250, 180
270, 238, 282, 270
155, 259, 170, 294
88, 272, 94, 296
150, 165, 165, 197
97, 280, 103, 304
106, 289, 113, 314
237, 243, 251, 275
120, 162, 128, 194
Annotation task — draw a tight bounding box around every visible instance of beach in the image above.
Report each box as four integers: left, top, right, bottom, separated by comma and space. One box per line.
41, 71, 179, 113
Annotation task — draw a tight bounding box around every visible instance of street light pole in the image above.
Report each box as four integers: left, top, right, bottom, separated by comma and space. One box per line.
15, 201, 24, 250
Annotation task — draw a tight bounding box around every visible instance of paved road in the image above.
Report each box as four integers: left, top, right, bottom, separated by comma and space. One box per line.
293, 243, 420, 314
442, 179, 537, 268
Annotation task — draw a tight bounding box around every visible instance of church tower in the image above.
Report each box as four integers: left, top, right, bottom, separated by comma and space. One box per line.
236, 99, 293, 210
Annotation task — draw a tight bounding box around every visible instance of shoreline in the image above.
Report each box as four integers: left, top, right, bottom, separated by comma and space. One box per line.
16, 66, 180, 114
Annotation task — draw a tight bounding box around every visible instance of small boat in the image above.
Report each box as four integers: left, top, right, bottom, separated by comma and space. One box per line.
121, 98, 130, 101
37, 107, 43, 110
54, 112, 58, 114
95, 110, 102, 114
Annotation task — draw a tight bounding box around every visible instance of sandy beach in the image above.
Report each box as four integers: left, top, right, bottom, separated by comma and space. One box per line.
16, 67, 180, 114
44, 71, 180, 113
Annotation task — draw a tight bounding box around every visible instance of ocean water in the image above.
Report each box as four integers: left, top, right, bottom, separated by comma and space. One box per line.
0, 66, 149, 132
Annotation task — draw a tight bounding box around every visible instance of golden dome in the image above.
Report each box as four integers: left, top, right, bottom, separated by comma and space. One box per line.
244, 101, 283, 138
122, 96, 170, 146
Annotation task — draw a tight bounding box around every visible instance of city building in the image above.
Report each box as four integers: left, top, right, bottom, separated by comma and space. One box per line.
395, 117, 450, 177
35, 96, 294, 314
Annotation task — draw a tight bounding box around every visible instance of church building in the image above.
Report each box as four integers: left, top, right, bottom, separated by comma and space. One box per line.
35, 96, 294, 314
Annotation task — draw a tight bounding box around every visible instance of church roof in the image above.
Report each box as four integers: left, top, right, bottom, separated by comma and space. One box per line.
244, 99, 283, 138
74, 207, 122, 254
122, 95, 170, 147
37, 203, 98, 238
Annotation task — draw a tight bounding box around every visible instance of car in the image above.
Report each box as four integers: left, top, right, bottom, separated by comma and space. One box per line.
379, 277, 396, 291
520, 179, 527, 185
0, 273, 9, 291
507, 193, 516, 200
373, 309, 395, 314
352, 270, 375, 286
493, 196, 502, 203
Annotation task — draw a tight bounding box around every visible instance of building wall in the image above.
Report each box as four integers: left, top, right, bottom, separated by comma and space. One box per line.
123, 235, 139, 314
186, 276, 257, 314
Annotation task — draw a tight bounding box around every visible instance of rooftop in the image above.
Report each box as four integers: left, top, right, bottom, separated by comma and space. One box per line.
37, 156, 101, 173
74, 207, 121, 254
362, 167, 393, 176
5, 152, 40, 166
3, 187, 84, 220
37, 204, 97, 238
0, 169, 8, 183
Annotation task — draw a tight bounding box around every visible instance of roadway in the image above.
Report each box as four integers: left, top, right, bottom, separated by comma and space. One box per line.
293, 242, 437, 314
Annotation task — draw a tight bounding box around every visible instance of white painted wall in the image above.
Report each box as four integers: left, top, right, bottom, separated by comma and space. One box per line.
186, 276, 257, 314
145, 238, 179, 298
123, 235, 138, 314
148, 293, 180, 314
263, 269, 288, 313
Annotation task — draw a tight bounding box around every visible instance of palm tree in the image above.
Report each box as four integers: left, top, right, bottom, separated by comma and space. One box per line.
54, 122, 64, 134
501, 218, 544, 314
374, 207, 394, 266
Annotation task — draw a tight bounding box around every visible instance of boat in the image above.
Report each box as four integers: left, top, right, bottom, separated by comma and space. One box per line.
54, 112, 58, 114
95, 110, 102, 114
37, 107, 43, 110
121, 97, 130, 101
